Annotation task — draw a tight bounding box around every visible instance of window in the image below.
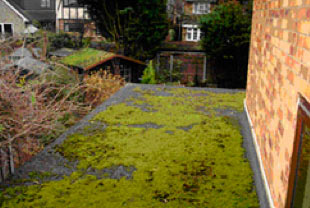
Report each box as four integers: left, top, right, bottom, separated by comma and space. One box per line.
287, 97, 310, 207
193, 2, 210, 14
64, 0, 81, 7
186, 28, 192, 40
0, 23, 13, 37
185, 25, 202, 42
41, 0, 50, 8
64, 23, 84, 32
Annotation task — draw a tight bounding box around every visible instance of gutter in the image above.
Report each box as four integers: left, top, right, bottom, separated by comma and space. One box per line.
244, 99, 275, 208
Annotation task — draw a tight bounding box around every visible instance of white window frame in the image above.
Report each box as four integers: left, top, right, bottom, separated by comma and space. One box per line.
41, 0, 51, 8
193, 2, 210, 14
184, 24, 202, 42
0, 23, 14, 37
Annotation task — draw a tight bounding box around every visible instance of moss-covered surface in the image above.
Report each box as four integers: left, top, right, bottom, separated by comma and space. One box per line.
61, 48, 115, 69
0, 87, 259, 208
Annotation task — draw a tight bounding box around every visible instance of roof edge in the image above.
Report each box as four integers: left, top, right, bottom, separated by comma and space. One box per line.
3, 0, 29, 22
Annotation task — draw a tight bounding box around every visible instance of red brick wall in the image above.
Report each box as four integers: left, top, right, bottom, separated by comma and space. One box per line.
158, 52, 205, 83
246, 0, 310, 207
57, 19, 103, 39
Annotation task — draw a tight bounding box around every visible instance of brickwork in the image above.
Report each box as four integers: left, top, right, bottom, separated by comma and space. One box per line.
246, 0, 310, 207
158, 52, 206, 83
57, 19, 101, 39
0, 0, 25, 35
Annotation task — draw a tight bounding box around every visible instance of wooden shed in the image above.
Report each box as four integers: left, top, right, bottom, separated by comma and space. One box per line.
61, 48, 146, 83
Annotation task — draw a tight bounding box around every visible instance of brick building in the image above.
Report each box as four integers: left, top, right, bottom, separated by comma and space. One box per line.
168, 0, 215, 42
245, 0, 310, 207
10, 0, 56, 31
56, 0, 100, 38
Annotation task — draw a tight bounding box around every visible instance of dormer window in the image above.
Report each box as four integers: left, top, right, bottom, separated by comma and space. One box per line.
64, 0, 82, 7
41, 0, 50, 8
193, 2, 210, 14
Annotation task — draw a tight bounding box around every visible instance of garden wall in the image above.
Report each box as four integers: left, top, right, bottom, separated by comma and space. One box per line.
246, 0, 310, 207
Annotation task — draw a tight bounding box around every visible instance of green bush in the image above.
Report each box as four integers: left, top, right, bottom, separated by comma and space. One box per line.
200, 1, 252, 88
82, 37, 92, 48
141, 61, 157, 84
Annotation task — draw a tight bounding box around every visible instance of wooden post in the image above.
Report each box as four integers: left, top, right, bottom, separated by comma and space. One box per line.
1, 147, 6, 182
156, 53, 160, 73
170, 55, 174, 82
9, 143, 14, 175
203, 56, 207, 81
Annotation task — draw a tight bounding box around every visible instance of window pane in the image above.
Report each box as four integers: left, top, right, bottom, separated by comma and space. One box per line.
41, 0, 46, 7
193, 3, 198, 14
64, 24, 69, 32
193, 28, 198, 40
293, 124, 310, 207
4, 24, 13, 35
187, 32, 192, 40
0, 24, 2, 34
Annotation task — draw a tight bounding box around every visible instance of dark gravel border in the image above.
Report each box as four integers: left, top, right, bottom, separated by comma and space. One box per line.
2, 84, 269, 207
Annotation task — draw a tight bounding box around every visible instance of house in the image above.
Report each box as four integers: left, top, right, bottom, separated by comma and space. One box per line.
61, 48, 145, 83
9, 0, 56, 31
0, 0, 30, 37
55, 0, 100, 38
245, 0, 310, 208
168, 0, 215, 42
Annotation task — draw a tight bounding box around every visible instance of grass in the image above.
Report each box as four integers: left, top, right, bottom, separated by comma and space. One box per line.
61, 48, 115, 69
0, 87, 259, 208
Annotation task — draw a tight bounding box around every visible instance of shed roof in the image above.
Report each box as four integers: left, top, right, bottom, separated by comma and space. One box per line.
61, 48, 145, 71
49, 48, 76, 57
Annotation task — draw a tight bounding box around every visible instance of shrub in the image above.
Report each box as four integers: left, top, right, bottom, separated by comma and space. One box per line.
83, 70, 125, 108
156, 60, 183, 84
200, 1, 252, 88
141, 61, 157, 84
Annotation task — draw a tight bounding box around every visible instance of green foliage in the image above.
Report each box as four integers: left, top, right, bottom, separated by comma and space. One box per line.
141, 61, 157, 84
200, 1, 252, 88
78, 0, 169, 60
156, 60, 183, 84
46, 32, 80, 51
1, 87, 258, 207
82, 37, 92, 48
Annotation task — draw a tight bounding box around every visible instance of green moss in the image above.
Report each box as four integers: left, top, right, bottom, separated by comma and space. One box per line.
1, 87, 258, 208
61, 48, 115, 69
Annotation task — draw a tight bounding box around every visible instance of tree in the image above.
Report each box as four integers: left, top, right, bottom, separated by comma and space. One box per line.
78, 0, 169, 60
200, 1, 252, 88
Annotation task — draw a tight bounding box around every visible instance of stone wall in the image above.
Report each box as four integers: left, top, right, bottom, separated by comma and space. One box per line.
246, 0, 310, 207
0, 0, 25, 35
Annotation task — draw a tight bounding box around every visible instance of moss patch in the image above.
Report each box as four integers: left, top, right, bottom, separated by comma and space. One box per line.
1, 87, 259, 208
61, 48, 115, 69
